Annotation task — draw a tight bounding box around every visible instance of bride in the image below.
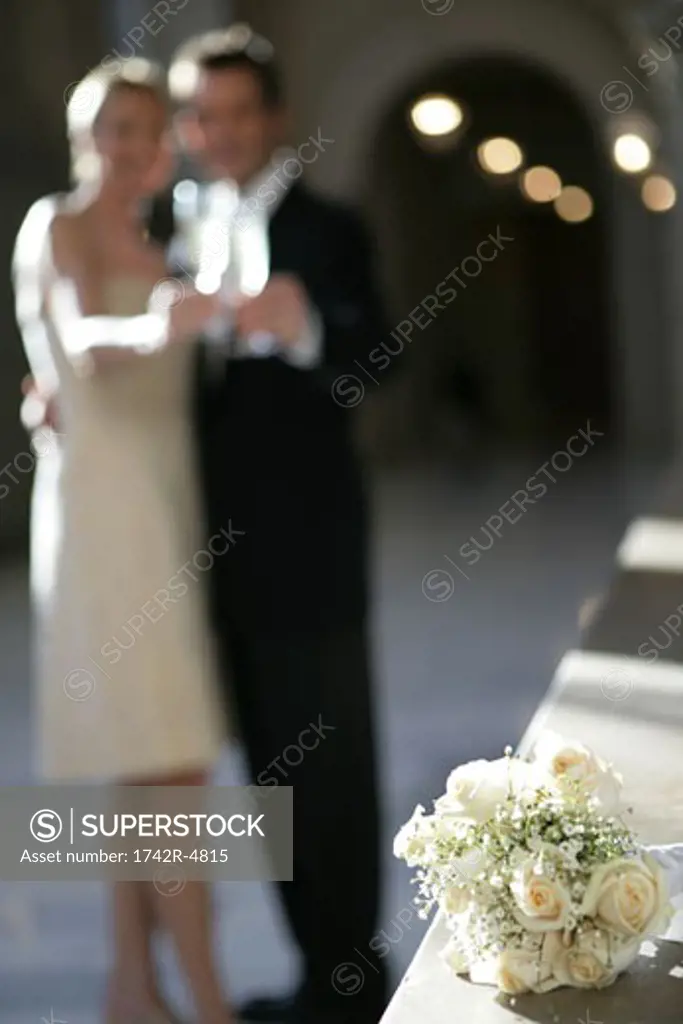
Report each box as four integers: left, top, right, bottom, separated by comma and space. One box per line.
13, 59, 234, 1024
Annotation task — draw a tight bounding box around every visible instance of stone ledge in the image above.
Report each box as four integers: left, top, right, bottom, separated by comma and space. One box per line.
384, 911, 683, 1024
382, 637, 683, 1022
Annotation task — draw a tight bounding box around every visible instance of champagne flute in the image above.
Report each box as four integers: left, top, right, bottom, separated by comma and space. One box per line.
193, 182, 239, 347
233, 208, 278, 358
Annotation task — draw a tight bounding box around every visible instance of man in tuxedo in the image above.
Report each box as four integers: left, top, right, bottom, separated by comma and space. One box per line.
167, 26, 389, 1024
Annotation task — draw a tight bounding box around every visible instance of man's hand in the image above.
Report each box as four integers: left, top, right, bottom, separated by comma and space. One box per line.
233, 273, 311, 347
20, 375, 58, 434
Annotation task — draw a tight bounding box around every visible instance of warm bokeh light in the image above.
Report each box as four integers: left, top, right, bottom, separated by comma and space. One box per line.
554, 186, 594, 223
477, 137, 524, 175
521, 166, 562, 202
613, 133, 652, 173
410, 95, 464, 137
641, 174, 677, 212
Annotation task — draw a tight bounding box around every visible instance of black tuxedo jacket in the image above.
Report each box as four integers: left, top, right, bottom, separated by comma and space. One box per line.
165, 183, 389, 633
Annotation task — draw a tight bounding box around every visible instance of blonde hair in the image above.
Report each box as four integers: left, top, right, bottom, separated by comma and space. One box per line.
66, 58, 167, 183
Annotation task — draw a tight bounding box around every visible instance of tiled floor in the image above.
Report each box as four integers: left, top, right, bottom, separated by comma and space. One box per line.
0, 449, 665, 1022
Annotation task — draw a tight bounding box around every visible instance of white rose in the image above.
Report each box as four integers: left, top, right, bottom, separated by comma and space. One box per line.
440, 882, 470, 916
430, 812, 470, 845
436, 756, 534, 823
510, 857, 572, 932
581, 854, 673, 938
468, 948, 560, 994
497, 946, 561, 994
451, 846, 488, 884
468, 957, 499, 987
439, 935, 470, 975
393, 805, 432, 866
544, 926, 639, 989
533, 732, 622, 812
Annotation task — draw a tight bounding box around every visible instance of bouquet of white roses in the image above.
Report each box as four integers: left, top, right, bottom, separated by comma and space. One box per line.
394, 733, 674, 995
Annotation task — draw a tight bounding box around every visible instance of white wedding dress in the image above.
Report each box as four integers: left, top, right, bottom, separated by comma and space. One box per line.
15, 198, 225, 781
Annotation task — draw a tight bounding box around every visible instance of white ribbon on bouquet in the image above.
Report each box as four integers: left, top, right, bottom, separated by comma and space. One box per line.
646, 844, 683, 899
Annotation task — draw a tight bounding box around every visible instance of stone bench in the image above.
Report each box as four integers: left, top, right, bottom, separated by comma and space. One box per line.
382, 477, 683, 1024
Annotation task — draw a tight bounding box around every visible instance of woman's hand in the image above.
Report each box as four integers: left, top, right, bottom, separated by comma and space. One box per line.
167, 290, 222, 343
20, 375, 58, 433
233, 274, 310, 348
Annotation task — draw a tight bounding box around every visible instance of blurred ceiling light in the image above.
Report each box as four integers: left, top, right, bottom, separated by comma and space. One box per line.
477, 137, 524, 175
554, 185, 594, 223
613, 133, 652, 173
641, 174, 676, 212
410, 94, 463, 137
521, 165, 562, 202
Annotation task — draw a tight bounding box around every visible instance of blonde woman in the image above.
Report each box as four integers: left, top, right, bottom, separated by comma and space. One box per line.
13, 59, 234, 1024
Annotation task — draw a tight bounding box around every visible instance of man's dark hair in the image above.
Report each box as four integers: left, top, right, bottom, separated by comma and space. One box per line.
169, 24, 283, 108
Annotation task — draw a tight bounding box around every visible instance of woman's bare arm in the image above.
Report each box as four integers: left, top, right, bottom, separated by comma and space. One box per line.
14, 207, 219, 376
47, 213, 173, 372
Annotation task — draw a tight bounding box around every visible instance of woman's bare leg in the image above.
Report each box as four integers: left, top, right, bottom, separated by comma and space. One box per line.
145, 769, 234, 1024
106, 880, 180, 1023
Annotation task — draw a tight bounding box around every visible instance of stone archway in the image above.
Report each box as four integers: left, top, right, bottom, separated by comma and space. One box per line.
294, 0, 682, 453
356, 55, 614, 459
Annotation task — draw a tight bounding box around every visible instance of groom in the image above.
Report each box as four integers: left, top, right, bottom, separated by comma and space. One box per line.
167, 26, 389, 1024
